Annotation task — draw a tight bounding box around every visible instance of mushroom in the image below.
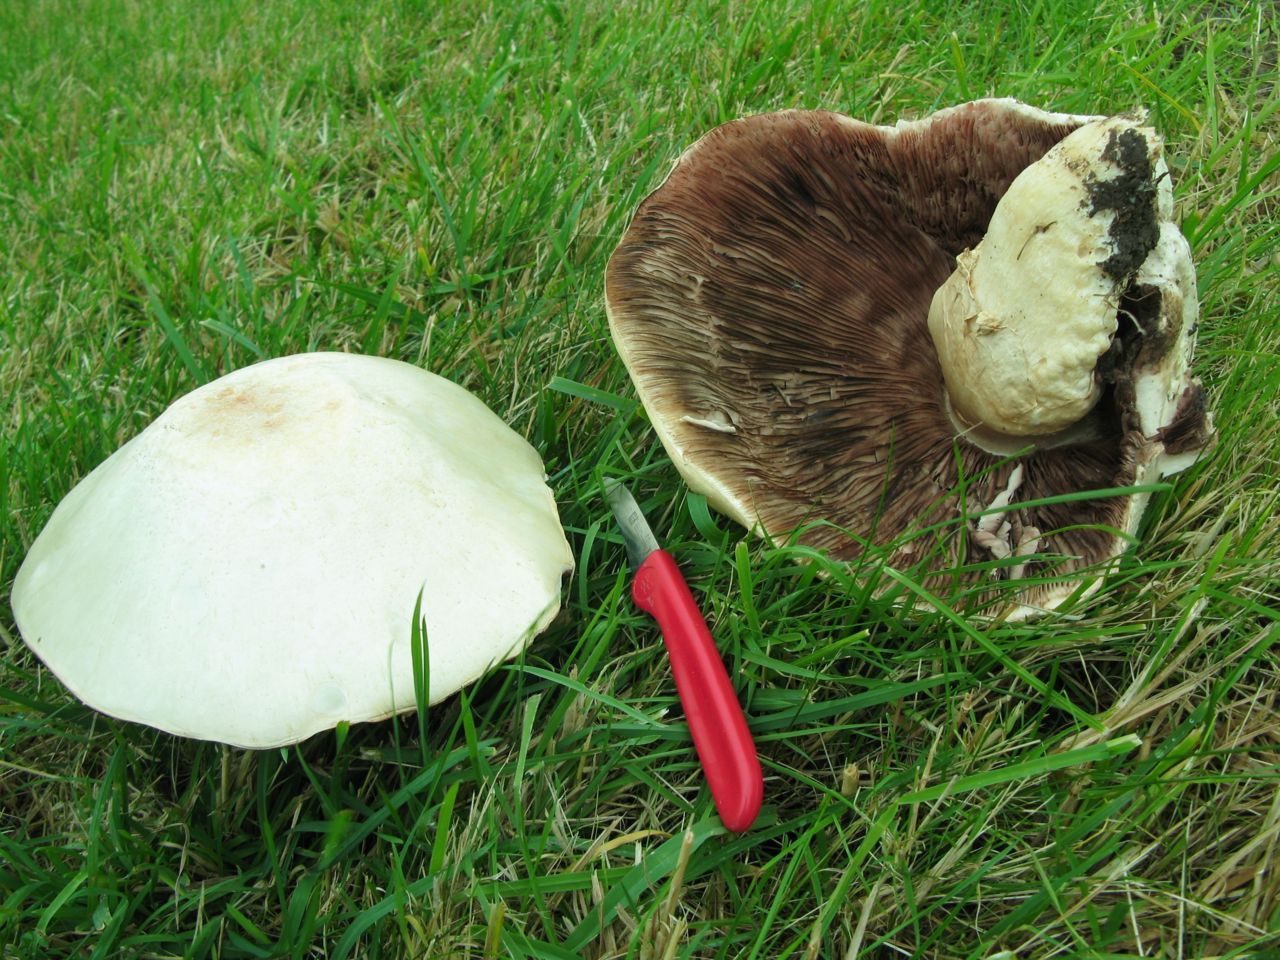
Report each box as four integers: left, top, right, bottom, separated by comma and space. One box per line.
11, 352, 574, 747
605, 99, 1213, 616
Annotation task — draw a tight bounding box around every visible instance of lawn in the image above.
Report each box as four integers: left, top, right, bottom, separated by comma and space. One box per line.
2, 0, 1278, 957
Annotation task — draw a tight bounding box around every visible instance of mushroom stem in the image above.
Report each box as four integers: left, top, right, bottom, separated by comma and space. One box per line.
927, 116, 1166, 445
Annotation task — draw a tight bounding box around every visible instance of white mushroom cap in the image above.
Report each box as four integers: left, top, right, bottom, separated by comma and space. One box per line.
12, 353, 574, 748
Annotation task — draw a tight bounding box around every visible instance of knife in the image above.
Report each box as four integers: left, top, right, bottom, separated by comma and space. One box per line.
604, 478, 763, 833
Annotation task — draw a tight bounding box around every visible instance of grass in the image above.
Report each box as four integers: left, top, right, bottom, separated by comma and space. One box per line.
1, 0, 1278, 956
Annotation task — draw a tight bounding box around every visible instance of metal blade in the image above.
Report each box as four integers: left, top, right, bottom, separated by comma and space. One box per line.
604, 478, 661, 569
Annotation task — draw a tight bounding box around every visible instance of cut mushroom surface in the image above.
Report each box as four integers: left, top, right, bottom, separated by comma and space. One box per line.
605, 99, 1213, 616
12, 352, 574, 747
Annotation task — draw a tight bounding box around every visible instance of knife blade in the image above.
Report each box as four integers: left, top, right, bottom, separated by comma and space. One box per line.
604, 479, 763, 833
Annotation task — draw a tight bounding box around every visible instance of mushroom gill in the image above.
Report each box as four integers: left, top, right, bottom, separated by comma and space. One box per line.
605, 99, 1214, 616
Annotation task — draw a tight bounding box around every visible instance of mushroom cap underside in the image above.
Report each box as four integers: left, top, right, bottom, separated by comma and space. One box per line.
605, 100, 1212, 615
12, 352, 575, 747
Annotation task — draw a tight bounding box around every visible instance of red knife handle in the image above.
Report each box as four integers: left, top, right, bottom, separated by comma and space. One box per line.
632, 549, 763, 832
